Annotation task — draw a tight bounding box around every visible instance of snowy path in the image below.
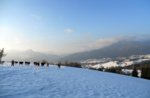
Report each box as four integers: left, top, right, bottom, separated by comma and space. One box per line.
0, 65, 150, 98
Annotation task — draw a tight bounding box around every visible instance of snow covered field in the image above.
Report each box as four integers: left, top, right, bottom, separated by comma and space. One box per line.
0, 64, 150, 98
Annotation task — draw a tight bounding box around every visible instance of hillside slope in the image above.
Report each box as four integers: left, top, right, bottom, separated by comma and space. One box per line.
61, 40, 150, 61
0, 65, 150, 98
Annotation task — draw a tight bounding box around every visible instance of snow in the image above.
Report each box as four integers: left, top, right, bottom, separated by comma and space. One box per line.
101, 61, 119, 68
81, 58, 111, 64
84, 58, 150, 69
81, 54, 150, 69
144, 54, 150, 59
121, 69, 141, 77
90, 64, 103, 69
0, 64, 150, 98
122, 69, 133, 74
89, 61, 119, 69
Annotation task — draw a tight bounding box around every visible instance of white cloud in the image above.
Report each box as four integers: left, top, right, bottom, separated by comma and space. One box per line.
64, 28, 74, 33
89, 37, 123, 50
58, 36, 125, 54
41, 37, 122, 55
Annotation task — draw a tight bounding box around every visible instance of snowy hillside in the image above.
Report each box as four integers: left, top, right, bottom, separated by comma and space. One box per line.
82, 54, 150, 69
0, 65, 150, 98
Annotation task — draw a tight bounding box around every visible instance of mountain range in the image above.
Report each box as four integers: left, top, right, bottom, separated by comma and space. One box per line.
61, 40, 150, 61
3, 40, 150, 62
3, 49, 59, 62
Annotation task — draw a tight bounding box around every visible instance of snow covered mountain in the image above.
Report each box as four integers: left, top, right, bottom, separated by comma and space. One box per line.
0, 65, 150, 98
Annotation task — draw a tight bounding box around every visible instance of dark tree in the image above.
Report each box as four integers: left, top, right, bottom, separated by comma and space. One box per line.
132, 67, 138, 77
58, 62, 61, 68
0, 48, 6, 64
11, 60, 14, 66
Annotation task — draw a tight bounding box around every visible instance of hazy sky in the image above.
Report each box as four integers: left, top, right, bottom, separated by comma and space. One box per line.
0, 0, 150, 54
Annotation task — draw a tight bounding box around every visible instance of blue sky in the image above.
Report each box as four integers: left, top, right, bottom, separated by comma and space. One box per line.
0, 0, 150, 54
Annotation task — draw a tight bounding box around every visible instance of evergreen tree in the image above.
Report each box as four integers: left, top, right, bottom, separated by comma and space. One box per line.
132, 67, 138, 77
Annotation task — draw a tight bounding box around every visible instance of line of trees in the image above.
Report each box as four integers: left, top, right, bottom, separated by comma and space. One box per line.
60, 61, 82, 68
90, 64, 150, 80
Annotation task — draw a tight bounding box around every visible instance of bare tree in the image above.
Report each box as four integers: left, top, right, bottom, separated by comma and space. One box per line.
0, 48, 6, 63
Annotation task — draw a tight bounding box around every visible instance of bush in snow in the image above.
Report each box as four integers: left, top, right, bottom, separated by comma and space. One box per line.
132, 67, 138, 77
104, 66, 122, 74
63, 61, 81, 68
105, 67, 117, 73
97, 66, 104, 71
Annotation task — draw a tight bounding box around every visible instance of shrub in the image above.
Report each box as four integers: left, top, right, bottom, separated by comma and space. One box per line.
132, 67, 138, 77
63, 61, 81, 68
105, 67, 117, 73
